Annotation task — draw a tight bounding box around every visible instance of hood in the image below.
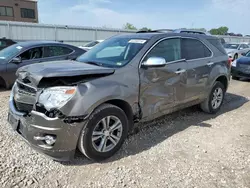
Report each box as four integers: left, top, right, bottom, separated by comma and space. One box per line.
16, 60, 115, 87
225, 49, 235, 53
237, 56, 250, 64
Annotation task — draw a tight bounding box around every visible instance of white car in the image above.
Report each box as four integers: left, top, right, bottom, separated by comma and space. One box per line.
79, 40, 104, 51
224, 43, 250, 60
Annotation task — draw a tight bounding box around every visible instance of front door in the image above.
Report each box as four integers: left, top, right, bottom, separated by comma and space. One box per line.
139, 38, 188, 120
6, 46, 44, 85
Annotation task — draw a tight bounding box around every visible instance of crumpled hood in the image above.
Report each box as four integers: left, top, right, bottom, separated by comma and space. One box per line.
237, 56, 250, 64
225, 49, 235, 54
16, 60, 115, 86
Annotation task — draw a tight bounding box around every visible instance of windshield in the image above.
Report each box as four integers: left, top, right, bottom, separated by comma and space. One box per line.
77, 37, 147, 68
224, 44, 239, 49
0, 44, 23, 62
245, 51, 250, 57
84, 41, 99, 47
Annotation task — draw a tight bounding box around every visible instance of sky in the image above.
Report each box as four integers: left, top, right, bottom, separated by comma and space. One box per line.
38, 0, 250, 34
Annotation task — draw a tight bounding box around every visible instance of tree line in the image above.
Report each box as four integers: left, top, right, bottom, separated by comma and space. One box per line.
123, 23, 244, 36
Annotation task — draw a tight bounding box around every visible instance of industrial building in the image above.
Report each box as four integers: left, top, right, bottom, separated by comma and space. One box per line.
0, 0, 38, 23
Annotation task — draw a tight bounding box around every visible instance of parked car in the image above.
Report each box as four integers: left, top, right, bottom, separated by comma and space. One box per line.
8, 30, 230, 161
0, 41, 86, 89
224, 42, 250, 60
0, 37, 17, 50
79, 40, 104, 51
231, 50, 250, 80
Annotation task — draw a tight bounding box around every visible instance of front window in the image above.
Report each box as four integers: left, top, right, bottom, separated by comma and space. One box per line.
77, 37, 147, 67
223, 44, 239, 49
245, 51, 250, 57
0, 44, 23, 63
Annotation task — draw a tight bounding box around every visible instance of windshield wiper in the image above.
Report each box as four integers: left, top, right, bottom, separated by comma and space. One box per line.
84, 61, 103, 67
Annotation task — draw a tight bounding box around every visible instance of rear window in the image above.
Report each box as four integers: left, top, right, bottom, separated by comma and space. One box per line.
208, 39, 227, 54
182, 38, 212, 60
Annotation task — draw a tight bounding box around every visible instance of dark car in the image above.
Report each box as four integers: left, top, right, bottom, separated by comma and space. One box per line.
231, 51, 250, 80
8, 29, 230, 161
0, 38, 17, 51
0, 41, 86, 88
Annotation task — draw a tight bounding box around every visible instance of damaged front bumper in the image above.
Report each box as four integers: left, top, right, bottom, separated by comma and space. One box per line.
8, 96, 86, 161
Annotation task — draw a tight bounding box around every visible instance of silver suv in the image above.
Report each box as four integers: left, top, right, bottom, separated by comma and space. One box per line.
8, 30, 231, 161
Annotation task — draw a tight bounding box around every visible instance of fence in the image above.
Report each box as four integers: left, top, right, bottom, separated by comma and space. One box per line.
0, 21, 249, 46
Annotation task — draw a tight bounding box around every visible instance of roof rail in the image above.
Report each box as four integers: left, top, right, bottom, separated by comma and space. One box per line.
136, 29, 173, 33
173, 29, 210, 35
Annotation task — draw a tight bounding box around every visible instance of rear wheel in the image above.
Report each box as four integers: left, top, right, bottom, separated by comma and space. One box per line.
78, 104, 128, 161
200, 81, 225, 114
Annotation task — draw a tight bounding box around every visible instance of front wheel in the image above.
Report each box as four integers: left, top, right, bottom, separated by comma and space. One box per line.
234, 54, 238, 60
78, 104, 128, 161
200, 81, 225, 114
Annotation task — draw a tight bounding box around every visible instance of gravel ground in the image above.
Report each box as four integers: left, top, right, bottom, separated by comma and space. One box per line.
0, 79, 250, 188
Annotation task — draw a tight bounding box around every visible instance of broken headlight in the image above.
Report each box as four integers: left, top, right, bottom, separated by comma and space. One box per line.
38, 87, 76, 111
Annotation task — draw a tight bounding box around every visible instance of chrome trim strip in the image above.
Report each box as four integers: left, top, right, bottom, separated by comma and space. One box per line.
16, 79, 37, 92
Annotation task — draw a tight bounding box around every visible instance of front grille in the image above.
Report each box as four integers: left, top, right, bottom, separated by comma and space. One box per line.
16, 81, 36, 94
14, 100, 33, 113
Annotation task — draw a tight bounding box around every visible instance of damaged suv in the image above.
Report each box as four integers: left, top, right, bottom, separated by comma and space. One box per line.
8, 30, 230, 161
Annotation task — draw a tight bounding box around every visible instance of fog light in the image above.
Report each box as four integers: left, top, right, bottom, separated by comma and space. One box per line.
34, 135, 56, 145
44, 135, 56, 145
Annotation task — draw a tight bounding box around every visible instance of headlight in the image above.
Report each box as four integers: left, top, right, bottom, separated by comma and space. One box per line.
38, 87, 76, 111
231, 60, 237, 67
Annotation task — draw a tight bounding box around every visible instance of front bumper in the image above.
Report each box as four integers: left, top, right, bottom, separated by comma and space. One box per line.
231, 67, 250, 78
8, 97, 86, 161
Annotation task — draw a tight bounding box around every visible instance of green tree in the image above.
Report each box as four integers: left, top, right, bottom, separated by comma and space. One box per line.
209, 26, 229, 35
140, 27, 151, 31
123, 23, 137, 30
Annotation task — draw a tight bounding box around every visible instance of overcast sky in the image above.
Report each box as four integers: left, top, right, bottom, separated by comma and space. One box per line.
38, 0, 250, 34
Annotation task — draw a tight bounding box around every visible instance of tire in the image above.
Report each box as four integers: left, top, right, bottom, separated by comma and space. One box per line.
78, 104, 129, 161
232, 76, 239, 80
234, 54, 238, 60
200, 81, 225, 114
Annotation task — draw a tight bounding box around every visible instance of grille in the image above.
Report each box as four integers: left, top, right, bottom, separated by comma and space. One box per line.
14, 100, 33, 113
16, 81, 36, 94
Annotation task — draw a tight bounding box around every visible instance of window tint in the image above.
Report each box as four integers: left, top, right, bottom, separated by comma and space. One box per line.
182, 38, 211, 60
0, 6, 13, 17
207, 39, 226, 54
145, 38, 181, 62
44, 46, 73, 57
21, 8, 35, 19
19, 47, 44, 61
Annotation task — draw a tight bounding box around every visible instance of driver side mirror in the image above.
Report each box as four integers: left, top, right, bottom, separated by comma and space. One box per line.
11, 57, 22, 64
142, 57, 166, 68
241, 52, 246, 56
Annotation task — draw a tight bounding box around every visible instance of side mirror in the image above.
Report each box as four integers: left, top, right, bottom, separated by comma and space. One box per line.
142, 57, 166, 68
239, 47, 244, 50
11, 57, 22, 64
241, 52, 246, 56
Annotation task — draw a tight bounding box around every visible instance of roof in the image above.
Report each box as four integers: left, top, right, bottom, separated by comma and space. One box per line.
114, 32, 218, 40
15, 41, 63, 47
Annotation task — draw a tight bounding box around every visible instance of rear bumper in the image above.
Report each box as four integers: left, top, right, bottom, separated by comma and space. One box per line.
231, 67, 250, 78
8, 96, 86, 161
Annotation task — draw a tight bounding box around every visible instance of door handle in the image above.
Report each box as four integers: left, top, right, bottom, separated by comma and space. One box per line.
207, 62, 214, 66
175, 69, 186, 74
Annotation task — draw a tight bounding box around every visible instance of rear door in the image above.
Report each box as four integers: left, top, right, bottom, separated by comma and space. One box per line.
181, 38, 213, 102
139, 37, 188, 119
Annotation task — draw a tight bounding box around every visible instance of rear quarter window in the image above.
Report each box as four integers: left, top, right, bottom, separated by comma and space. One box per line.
207, 39, 226, 55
